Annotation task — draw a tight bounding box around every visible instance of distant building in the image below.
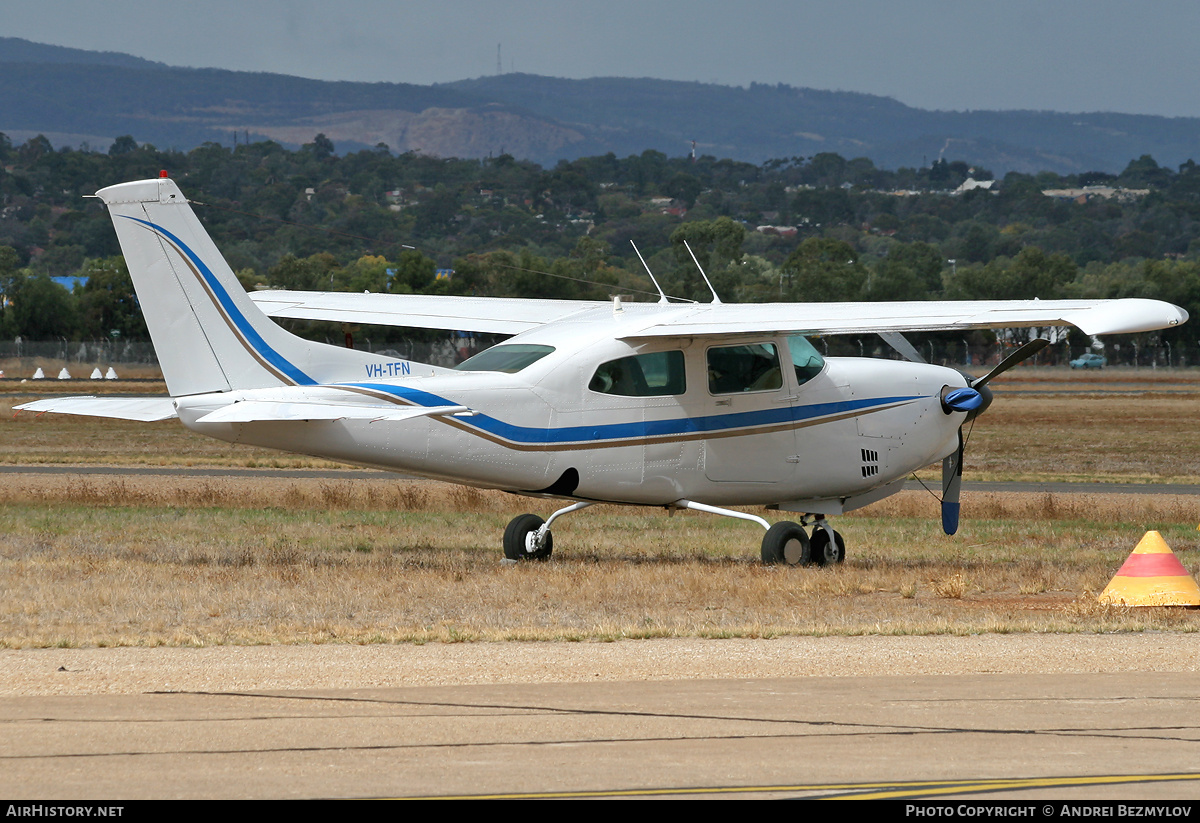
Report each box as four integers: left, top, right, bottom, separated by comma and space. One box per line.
756, 225, 798, 238
1042, 185, 1149, 203
953, 178, 996, 195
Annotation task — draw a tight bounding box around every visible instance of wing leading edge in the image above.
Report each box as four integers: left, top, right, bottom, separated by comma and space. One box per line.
248, 291, 1186, 339
618, 297, 1188, 339
249, 290, 607, 335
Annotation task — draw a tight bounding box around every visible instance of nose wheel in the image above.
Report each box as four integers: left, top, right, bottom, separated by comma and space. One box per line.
808, 523, 845, 566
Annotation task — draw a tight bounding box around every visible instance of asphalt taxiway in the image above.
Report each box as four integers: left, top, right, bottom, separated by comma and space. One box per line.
4, 636, 1200, 800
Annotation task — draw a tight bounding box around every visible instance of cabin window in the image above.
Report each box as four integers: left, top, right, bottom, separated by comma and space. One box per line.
589, 351, 686, 397
707, 343, 782, 394
454, 344, 555, 374
787, 334, 826, 386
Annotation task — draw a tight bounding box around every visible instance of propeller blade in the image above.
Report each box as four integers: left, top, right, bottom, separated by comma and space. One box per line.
939, 338, 1047, 536
941, 432, 964, 535
973, 338, 1050, 388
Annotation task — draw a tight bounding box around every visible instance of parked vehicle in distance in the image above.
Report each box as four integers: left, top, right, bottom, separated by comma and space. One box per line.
1070, 353, 1107, 369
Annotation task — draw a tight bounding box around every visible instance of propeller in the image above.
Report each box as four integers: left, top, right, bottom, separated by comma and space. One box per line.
939, 338, 1050, 535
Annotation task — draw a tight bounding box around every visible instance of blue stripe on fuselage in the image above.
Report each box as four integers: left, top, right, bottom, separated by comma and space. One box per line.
120, 215, 316, 386
345, 381, 921, 445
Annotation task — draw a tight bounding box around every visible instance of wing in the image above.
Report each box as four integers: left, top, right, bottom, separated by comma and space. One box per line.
14, 396, 178, 421
248, 290, 606, 335
248, 291, 1186, 339
619, 298, 1189, 339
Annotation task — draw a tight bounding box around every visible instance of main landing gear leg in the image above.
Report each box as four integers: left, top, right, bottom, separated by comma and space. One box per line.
503, 501, 594, 562
674, 500, 846, 567
674, 500, 812, 567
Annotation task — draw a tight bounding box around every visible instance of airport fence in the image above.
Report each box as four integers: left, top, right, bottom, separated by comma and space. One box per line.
820, 335, 1197, 370
0, 333, 1196, 378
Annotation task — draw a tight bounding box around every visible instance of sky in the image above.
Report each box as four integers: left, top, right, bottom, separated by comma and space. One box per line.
5, 0, 1200, 118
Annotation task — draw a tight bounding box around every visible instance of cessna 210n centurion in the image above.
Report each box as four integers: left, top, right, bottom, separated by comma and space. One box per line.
17, 175, 1189, 566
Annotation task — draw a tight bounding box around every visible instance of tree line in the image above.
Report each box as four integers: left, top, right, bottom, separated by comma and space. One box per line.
1, 132, 1199, 356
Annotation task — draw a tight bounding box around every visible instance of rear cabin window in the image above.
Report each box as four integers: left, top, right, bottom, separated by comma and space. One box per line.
454, 344, 554, 374
707, 343, 783, 394
589, 351, 686, 397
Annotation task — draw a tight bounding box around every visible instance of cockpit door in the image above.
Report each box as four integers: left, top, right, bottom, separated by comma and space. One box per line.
702, 340, 797, 483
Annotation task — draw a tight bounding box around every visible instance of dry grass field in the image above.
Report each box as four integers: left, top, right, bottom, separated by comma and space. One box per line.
0, 366, 1197, 648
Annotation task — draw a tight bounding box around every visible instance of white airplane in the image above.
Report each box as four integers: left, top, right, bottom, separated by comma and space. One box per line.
16, 175, 1189, 565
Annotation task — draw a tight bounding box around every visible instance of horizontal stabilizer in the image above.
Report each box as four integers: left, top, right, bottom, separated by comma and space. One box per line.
14, 396, 178, 421
195, 401, 470, 424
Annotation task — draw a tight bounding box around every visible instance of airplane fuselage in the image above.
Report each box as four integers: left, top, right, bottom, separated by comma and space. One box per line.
176, 314, 968, 512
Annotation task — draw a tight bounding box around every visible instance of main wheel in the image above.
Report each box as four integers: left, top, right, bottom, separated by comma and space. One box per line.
503, 513, 553, 561
809, 526, 845, 566
761, 521, 811, 566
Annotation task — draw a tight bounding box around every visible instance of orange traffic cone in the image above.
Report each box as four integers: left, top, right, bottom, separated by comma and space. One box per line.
1098, 531, 1200, 607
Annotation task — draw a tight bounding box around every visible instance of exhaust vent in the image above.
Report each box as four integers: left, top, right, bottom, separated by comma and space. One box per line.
860, 448, 879, 478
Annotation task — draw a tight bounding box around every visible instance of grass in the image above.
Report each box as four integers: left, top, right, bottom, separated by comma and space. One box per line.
1, 366, 1198, 648
0, 477, 1196, 648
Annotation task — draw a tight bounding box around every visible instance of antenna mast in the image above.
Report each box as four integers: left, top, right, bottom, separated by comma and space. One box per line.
630, 241, 670, 304
683, 240, 722, 304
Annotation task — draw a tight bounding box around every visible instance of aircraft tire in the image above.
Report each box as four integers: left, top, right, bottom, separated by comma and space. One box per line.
503, 513, 553, 561
809, 527, 846, 566
761, 521, 811, 566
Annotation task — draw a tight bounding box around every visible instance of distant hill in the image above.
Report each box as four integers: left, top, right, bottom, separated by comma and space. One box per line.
1, 37, 1198, 174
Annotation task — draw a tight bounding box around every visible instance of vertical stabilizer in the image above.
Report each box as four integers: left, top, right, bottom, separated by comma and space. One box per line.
97, 177, 394, 396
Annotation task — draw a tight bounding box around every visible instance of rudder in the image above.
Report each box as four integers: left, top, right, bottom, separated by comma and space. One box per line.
98, 176, 389, 396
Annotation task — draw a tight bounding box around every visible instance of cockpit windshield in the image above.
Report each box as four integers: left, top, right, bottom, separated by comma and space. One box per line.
787, 334, 825, 385
454, 344, 555, 374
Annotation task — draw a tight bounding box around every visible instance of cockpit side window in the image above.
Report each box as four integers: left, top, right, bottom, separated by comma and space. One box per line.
707, 343, 782, 394
589, 351, 686, 397
454, 344, 555, 374
787, 334, 826, 386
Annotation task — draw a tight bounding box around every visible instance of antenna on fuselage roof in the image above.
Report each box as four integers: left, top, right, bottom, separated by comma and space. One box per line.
629, 241, 671, 304
683, 240, 723, 304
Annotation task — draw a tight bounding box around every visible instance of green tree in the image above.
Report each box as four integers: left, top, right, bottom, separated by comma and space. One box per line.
268, 253, 340, 291
868, 242, 944, 300
5, 271, 76, 338
780, 237, 866, 301
75, 256, 147, 339
948, 247, 1076, 300
384, 250, 436, 293
669, 217, 746, 301
108, 135, 138, 156
305, 133, 335, 161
